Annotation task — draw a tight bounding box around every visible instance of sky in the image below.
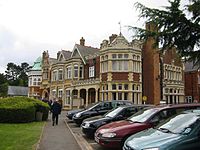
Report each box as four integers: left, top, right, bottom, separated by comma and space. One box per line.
0, 0, 172, 73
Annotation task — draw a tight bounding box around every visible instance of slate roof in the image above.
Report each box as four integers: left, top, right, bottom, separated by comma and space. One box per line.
61, 50, 72, 60
71, 44, 99, 64
7, 86, 28, 96
185, 61, 200, 72
74, 44, 99, 57
49, 58, 58, 65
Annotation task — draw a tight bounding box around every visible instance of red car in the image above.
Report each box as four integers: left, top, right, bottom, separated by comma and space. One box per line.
94, 103, 200, 149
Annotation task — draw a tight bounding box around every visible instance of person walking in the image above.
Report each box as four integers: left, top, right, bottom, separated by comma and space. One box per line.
51, 99, 62, 126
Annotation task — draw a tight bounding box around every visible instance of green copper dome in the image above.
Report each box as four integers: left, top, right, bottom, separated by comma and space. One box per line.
32, 56, 42, 70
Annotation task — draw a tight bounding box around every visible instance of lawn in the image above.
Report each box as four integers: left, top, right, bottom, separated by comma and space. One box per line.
0, 122, 45, 150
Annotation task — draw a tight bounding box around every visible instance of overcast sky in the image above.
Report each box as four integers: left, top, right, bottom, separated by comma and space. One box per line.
0, 0, 172, 73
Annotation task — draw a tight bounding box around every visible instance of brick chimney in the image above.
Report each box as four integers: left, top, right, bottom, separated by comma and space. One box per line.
80, 37, 85, 46
109, 34, 117, 43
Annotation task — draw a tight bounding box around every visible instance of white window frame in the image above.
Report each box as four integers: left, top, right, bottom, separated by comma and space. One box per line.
66, 66, 72, 79
58, 89, 63, 98
89, 66, 95, 78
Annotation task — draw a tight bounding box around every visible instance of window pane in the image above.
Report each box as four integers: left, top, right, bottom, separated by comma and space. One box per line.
124, 61, 128, 70
112, 61, 117, 70
118, 92, 122, 100
124, 93, 128, 100
112, 84, 116, 90
89, 66, 95, 77
58, 70, 63, 80
74, 65, 78, 78
112, 54, 116, 58
112, 92, 116, 100
124, 84, 128, 90
119, 61, 123, 70
124, 54, 129, 58
79, 66, 83, 78
118, 54, 122, 58
67, 67, 71, 79
118, 84, 122, 90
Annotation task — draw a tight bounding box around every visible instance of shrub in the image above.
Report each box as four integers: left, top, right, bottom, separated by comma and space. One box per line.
0, 97, 50, 123
0, 98, 36, 123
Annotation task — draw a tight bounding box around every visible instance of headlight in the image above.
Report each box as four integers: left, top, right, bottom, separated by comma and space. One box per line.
102, 132, 116, 138
143, 148, 159, 150
75, 112, 81, 118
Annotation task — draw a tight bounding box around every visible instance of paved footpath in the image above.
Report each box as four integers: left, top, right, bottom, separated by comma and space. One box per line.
37, 111, 81, 150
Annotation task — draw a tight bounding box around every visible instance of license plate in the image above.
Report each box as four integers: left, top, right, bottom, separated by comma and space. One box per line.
95, 136, 99, 143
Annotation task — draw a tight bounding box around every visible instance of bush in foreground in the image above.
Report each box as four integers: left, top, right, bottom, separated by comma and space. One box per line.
0, 97, 50, 123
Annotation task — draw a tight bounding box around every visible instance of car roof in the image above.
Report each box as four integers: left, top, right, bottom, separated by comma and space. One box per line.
152, 103, 200, 110
117, 104, 154, 109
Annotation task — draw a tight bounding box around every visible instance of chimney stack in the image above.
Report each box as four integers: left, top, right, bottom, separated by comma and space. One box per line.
80, 37, 85, 46
109, 34, 117, 44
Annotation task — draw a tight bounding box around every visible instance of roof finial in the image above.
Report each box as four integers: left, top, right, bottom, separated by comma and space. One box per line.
118, 21, 122, 35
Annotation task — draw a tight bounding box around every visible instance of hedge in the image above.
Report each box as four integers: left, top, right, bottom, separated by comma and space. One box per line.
0, 97, 50, 123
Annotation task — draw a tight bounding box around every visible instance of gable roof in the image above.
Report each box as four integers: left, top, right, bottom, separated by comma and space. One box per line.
62, 50, 72, 59
58, 50, 72, 61
7, 86, 28, 96
71, 44, 99, 64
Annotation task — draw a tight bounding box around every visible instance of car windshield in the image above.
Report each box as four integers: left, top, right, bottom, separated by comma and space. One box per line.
105, 107, 124, 118
127, 108, 158, 123
156, 113, 200, 134
87, 102, 100, 110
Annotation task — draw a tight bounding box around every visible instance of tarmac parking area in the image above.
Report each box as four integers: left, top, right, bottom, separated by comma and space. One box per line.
65, 119, 109, 150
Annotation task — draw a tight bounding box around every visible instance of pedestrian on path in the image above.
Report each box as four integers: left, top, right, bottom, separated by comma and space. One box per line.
51, 99, 62, 126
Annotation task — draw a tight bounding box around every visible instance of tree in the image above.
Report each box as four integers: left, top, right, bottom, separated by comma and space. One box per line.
5, 62, 30, 86
0, 73, 8, 97
131, 0, 200, 66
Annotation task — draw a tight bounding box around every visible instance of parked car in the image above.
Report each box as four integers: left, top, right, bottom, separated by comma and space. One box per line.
123, 110, 200, 150
66, 103, 98, 120
72, 100, 132, 125
94, 103, 200, 149
66, 109, 83, 120
81, 105, 152, 137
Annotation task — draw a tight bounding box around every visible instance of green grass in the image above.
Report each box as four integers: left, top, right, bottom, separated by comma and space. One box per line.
0, 122, 45, 150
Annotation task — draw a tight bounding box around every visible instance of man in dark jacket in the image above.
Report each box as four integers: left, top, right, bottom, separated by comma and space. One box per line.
51, 100, 62, 126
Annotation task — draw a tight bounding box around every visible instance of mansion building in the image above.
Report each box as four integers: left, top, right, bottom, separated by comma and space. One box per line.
28, 30, 185, 109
